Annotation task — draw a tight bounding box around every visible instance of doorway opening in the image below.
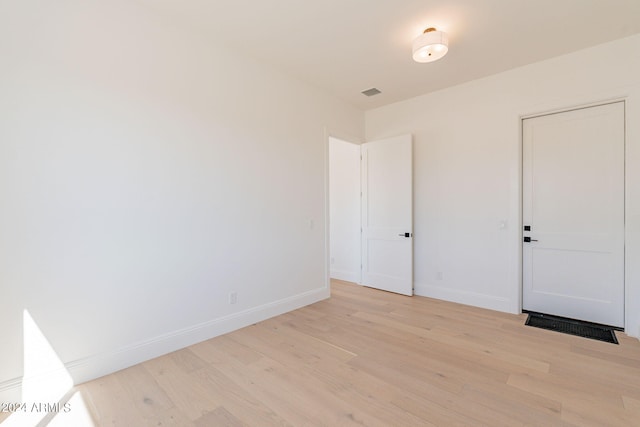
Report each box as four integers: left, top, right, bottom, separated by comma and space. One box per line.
328, 134, 414, 296
329, 137, 362, 284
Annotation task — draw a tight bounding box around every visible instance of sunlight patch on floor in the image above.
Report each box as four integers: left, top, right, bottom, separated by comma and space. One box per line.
0, 311, 95, 426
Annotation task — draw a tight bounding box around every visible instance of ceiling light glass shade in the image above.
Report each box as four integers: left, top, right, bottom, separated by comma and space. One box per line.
412, 28, 448, 63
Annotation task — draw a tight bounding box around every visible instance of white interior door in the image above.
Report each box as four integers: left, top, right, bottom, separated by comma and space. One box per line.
361, 135, 413, 296
522, 102, 625, 327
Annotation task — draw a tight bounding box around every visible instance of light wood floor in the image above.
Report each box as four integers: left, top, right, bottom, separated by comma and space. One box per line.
43, 281, 640, 425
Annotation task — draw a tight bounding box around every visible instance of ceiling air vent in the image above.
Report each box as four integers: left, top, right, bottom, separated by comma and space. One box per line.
361, 88, 381, 97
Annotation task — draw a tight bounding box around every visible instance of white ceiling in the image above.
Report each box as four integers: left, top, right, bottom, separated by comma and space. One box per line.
137, 0, 640, 110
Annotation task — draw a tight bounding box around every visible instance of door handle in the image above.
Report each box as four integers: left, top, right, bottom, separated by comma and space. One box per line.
398, 233, 412, 238
523, 236, 538, 242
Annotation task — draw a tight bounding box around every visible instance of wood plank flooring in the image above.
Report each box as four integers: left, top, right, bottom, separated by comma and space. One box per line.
69, 280, 640, 425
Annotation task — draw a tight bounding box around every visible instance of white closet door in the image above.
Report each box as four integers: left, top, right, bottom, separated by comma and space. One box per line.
522, 102, 625, 327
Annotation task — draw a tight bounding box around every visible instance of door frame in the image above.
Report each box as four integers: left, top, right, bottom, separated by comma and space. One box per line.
519, 98, 626, 327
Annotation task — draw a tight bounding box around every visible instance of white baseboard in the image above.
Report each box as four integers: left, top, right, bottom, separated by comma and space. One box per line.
414, 282, 513, 313
0, 286, 329, 401
330, 269, 360, 283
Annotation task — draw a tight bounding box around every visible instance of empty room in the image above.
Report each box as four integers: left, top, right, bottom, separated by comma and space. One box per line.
1, 0, 640, 425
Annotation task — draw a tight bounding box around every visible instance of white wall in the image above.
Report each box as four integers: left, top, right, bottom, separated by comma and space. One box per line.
366, 34, 640, 337
0, 0, 364, 400
329, 138, 361, 283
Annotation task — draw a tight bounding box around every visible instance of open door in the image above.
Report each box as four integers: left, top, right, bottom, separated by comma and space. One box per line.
361, 135, 413, 296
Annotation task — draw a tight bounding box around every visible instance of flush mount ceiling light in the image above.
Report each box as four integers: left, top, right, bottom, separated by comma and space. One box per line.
412, 27, 449, 63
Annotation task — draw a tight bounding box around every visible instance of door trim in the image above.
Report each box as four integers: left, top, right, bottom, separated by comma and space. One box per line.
521, 98, 627, 121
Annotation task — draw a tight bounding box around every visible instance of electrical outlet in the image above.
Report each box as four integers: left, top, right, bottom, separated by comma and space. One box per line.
229, 292, 238, 304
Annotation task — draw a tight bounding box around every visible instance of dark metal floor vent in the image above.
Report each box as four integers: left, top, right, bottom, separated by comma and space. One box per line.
525, 312, 618, 344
